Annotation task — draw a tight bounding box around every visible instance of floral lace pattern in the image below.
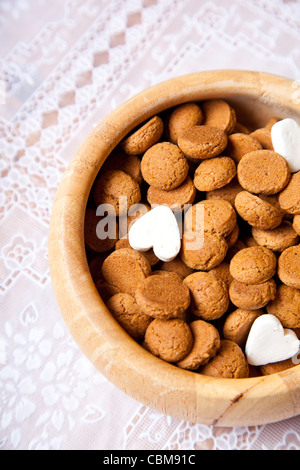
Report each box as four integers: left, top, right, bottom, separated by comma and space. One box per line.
1, 0, 300, 450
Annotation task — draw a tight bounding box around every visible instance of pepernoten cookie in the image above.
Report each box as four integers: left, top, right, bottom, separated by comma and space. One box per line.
106, 293, 153, 340
176, 320, 220, 370
183, 271, 229, 320
266, 284, 300, 328
84, 207, 118, 253
101, 149, 143, 184
93, 169, 141, 216
209, 262, 233, 288
293, 215, 300, 235
202, 99, 236, 134
223, 308, 263, 347
180, 230, 228, 271
278, 171, 300, 215
205, 177, 243, 208
229, 246, 277, 284
120, 115, 164, 155
184, 199, 237, 237
115, 236, 159, 267
193, 156, 236, 192
167, 102, 203, 144
158, 257, 194, 279
229, 278, 276, 310
135, 272, 190, 320
277, 245, 300, 289
177, 125, 228, 160
225, 223, 239, 248
250, 128, 274, 150
251, 221, 299, 252
200, 339, 249, 378
141, 142, 189, 190
147, 175, 196, 211
235, 191, 283, 229
144, 318, 193, 363
225, 133, 262, 164
237, 150, 290, 195
101, 248, 151, 296
260, 359, 296, 376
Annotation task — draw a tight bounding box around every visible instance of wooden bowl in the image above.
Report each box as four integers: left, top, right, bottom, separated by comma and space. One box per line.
49, 70, 300, 426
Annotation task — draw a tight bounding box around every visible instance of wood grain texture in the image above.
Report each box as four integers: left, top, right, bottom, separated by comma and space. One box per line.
49, 70, 300, 426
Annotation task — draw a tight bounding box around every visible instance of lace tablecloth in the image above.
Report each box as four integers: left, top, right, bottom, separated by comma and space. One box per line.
1, 0, 300, 451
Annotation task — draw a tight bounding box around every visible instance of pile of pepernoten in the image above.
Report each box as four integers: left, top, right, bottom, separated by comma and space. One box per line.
84, 99, 300, 379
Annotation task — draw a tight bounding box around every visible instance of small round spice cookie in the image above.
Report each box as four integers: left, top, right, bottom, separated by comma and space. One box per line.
93, 170, 141, 216
205, 177, 243, 208
167, 102, 203, 144
106, 293, 153, 340
260, 358, 296, 376
241, 235, 258, 248
158, 256, 194, 279
293, 215, 300, 235
225, 133, 262, 164
202, 99, 236, 134
233, 122, 251, 134
120, 115, 164, 155
183, 271, 229, 320
225, 223, 239, 248
144, 318, 193, 363
88, 254, 106, 282
209, 262, 233, 288
177, 125, 228, 160
225, 239, 247, 263
184, 199, 237, 237
84, 208, 119, 253
229, 278, 276, 310
251, 221, 299, 252
237, 150, 290, 195
101, 149, 143, 184
141, 142, 189, 190
200, 339, 249, 379
266, 284, 300, 328
264, 116, 281, 130
278, 171, 300, 215
176, 320, 220, 370
250, 128, 274, 150
147, 176, 196, 211
180, 230, 228, 271
223, 308, 263, 347
277, 245, 300, 289
101, 248, 151, 296
193, 156, 236, 192
95, 276, 120, 303
259, 193, 291, 218
229, 246, 277, 284
115, 236, 159, 267
150, 270, 183, 280
235, 191, 283, 229
135, 273, 190, 320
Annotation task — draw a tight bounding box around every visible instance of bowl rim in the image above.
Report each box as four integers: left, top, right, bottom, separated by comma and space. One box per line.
49, 70, 300, 427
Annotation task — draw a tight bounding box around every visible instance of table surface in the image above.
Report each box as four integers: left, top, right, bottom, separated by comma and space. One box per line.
1, 0, 300, 451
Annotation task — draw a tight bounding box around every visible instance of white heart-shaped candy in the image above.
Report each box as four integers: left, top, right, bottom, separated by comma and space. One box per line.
245, 314, 300, 366
128, 205, 181, 262
271, 118, 300, 172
